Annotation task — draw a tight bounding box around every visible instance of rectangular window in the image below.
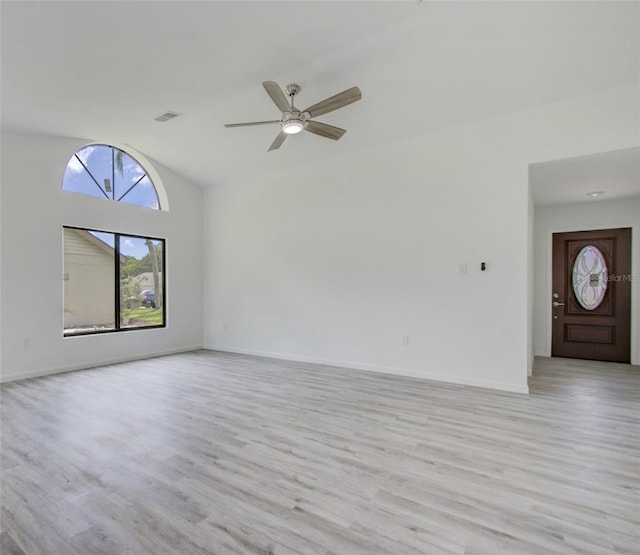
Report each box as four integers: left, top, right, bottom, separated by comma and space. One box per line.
63, 227, 165, 336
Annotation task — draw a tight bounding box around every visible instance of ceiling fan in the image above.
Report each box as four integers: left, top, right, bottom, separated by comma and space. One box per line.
224, 81, 362, 152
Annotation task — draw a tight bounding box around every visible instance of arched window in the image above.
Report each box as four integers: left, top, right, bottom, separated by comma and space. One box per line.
62, 144, 161, 210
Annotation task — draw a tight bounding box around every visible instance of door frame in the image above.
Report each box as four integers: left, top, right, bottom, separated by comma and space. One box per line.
543, 222, 639, 364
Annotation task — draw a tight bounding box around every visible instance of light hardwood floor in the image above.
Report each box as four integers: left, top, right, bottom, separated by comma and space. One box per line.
1, 351, 638, 554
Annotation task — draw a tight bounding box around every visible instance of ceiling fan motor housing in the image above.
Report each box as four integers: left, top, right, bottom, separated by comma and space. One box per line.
281, 111, 310, 134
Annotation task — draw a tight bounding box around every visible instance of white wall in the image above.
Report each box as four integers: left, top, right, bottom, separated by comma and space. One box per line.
533, 197, 640, 364
0, 132, 204, 382
203, 85, 638, 393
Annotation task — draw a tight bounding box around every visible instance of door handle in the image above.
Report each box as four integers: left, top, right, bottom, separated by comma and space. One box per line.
552, 301, 565, 307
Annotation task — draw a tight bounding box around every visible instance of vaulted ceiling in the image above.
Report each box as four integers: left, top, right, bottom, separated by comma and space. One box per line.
2, 1, 638, 193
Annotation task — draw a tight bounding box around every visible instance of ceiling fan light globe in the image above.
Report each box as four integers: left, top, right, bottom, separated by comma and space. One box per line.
282, 120, 305, 135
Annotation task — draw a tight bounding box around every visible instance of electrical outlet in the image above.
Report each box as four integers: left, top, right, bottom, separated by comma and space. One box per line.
402, 335, 409, 346
23, 337, 31, 348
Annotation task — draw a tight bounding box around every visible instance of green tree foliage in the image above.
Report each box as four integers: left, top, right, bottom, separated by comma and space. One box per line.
120, 279, 142, 309
120, 244, 163, 279
121, 256, 142, 278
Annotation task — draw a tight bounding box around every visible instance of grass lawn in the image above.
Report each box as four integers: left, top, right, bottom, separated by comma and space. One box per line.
123, 307, 163, 325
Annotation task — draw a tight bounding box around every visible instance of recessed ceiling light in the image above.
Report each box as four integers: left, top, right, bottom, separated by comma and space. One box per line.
586, 191, 605, 198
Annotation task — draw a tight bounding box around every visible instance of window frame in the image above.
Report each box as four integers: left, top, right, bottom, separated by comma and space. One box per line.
63, 226, 166, 337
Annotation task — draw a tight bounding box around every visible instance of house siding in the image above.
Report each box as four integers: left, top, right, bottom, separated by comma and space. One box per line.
63, 228, 115, 329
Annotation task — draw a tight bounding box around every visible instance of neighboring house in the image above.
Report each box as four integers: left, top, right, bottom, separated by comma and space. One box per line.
63, 228, 124, 330
132, 271, 163, 293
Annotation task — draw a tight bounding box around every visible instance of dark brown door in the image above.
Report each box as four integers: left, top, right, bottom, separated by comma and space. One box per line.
552, 228, 631, 363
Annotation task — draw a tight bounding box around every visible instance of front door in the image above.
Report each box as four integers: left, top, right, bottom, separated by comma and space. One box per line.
552, 228, 631, 363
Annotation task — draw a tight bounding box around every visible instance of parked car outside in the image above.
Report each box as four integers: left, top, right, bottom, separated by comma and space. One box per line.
141, 290, 156, 308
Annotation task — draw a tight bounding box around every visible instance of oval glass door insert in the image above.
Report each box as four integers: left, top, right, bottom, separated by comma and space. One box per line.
572, 245, 608, 310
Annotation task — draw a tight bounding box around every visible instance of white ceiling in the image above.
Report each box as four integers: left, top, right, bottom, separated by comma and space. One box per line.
1, 1, 638, 192
530, 147, 640, 207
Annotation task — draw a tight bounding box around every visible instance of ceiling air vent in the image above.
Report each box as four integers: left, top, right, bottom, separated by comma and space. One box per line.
154, 111, 181, 122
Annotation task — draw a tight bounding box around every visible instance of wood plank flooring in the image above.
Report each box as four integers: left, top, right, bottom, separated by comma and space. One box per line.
1, 351, 638, 554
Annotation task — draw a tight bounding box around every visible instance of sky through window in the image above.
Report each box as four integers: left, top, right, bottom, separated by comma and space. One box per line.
62, 144, 160, 210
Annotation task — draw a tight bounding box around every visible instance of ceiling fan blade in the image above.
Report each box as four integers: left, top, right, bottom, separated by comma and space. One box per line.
224, 120, 280, 128
263, 81, 290, 113
305, 121, 346, 141
268, 131, 287, 152
303, 86, 362, 118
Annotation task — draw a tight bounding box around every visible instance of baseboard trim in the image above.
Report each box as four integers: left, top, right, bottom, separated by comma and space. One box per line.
0, 345, 204, 384
204, 344, 530, 394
